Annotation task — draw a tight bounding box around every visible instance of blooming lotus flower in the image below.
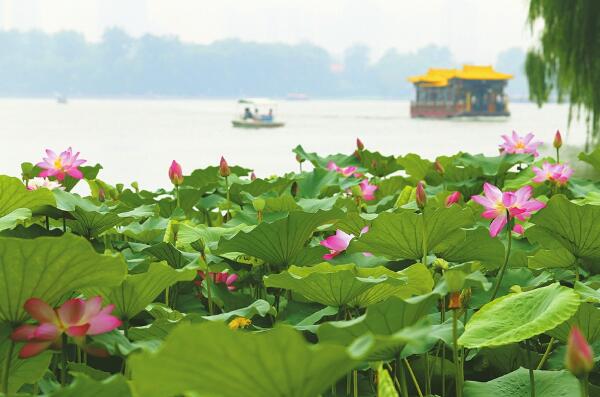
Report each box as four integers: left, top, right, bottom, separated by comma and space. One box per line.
358, 179, 378, 201
471, 183, 545, 237
445, 191, 461, 207
197, 271, 238, 291
566, 326, 594, 378
532, 162, 573, 186
320, 227, 370, 259
168, 160, 184, 185
36, 147, 86, 181
499, 131, 541, 157
11, 297, 121, 358
219, 156, 231, 177
327, 161, 357, 178
26, 177, 62, 191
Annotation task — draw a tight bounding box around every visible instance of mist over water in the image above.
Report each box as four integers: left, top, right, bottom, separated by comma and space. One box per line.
0, 99, 586, 189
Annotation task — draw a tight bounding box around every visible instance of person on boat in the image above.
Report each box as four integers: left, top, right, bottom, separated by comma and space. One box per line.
254, 108, 260, 119
243, 107, 253, 120
261, 109, 273, 122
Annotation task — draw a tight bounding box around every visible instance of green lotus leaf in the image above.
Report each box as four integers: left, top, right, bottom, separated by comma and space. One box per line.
215, 209, 343, 268
528, 247, 576, 269
202, 299, 275, 322
183, 165, 251, 190
397, 153, 431, 181
0, 175, 55, 216
60, 164, 102, 192
129, 322, 365, 397
574, 281, 600, 303
579, 146, 600, 173
528, 195, 600, 261
456, 153, 533, 176
360, 150, 403, 177
547, 302, 600, 343
49, 373, 132, 397
0, 324, 52, 394
116, 204, 157, 219
121, 217, 168, 243
463, 368, 578, 397
82, 261, 196, 319
0, 234, 127, 323
351, 206, 473, 260
142, 242, 198, 269
229, 177, 292, 204
458, 283, 580, 348
435, 227, 505, 269
296, 168, 341, 198
0, 208, 31, 232
264, 263, 407, 307
293, 144, 359, 169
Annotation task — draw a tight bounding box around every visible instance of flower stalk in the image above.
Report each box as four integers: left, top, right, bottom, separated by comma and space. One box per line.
490, 217, 513, 301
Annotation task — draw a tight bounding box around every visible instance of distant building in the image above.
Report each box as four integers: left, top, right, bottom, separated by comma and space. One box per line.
408, 65, 512, 118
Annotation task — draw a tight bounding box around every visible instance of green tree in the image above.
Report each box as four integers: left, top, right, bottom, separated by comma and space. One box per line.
525, 0, 600, 148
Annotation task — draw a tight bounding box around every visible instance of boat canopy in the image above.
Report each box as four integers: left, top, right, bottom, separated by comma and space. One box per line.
238, 98, 277, 106
408, 65, 513, 87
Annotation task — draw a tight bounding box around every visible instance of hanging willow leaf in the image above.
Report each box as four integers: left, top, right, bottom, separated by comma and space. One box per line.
458, 283, 580, 348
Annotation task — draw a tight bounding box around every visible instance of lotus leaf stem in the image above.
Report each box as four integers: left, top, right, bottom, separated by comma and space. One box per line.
490, 218, 513, 301
536, 337, 555, 370
61, 333, 68, 386
403, 358, 424, 397
452, 309, 463, 397
526, 339, 535, 397
580, 376, 589, 397
1, 339, 14, 394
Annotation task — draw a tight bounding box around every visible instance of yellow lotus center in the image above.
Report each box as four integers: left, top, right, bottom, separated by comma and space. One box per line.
53, 158, 63, 169
514, 141, 526, 149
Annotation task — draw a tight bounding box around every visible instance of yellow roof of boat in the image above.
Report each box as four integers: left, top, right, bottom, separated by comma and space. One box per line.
408, 65, 512, 87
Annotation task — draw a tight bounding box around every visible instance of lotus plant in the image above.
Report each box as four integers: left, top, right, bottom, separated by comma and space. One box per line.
26, 177, 63, 191
554, 130, 563, 162
472, 183, 545, 300
196, 270, 238, 291
499, 131, 541, 157
320, 227, 370, 260
11, 297, 121, 358
358, 179, 378, 201
327, 161, 357, 178
220, 156, 232, 219
566, 326, 593, 396
532, 162, 573, 187
37, 147, 86, 181
169, 160, 183, 207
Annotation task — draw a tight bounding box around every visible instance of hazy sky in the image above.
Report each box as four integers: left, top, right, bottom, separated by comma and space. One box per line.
0, 0, 534, 63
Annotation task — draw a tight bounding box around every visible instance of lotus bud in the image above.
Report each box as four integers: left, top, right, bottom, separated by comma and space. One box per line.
445, 191, 461, 207
434, 160, 445, 176
354, 149, 361, 161
295, 154, 305, 164
566, 326, 594, 378
416, 181, 427, 209
356, 137, 365, 151
250, 172, 257, 181
448, 291, 462, 310
168, 160, 184, 185
98, 188, 105, 202
553, 130, 563, 149
290, 181, 299, 197
219, 156, 231, 177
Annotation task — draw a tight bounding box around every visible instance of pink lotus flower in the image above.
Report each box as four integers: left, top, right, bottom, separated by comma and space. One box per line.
532, 162, 573, 186
327, 161, 357, 178
37, 147, 86, 181
566, 326, 594, 378
168, 160, 184, 185
26, 177, 63, 191
445, 191, 461, 207
358, 179, 378, 201
11, 297, 121, 358
471, 183, 545, 237
196, 271, 238, 291
499, 131, 541, 157
320, 227, 370, 260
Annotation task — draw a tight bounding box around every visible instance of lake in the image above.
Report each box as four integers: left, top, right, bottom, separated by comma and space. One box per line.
0, 98, 587, 189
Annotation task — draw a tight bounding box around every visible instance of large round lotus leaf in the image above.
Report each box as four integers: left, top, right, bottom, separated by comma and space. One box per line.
464, 368, 578, 397
49, 374, 132, 397
458, 283, 580, 348
0, 175, 55, 217
129, 322, 366, 397
82, 262, 196, 319
263, 262, 407, 307
0, 234, 127, 323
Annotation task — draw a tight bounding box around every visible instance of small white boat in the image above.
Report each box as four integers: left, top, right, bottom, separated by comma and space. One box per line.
55, 94, 68, 104
232, 98, 285, 129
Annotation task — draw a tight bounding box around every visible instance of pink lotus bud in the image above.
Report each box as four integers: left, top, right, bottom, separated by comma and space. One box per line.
250, 172, 257, 181
553, 130, 563, 149
434, 160, 445, 175
219, 156, 231, 177
445, 191, 461, 207
356, 137, 364, 151
98, 188, 106, 202
512, 224, 524, 235
416, 181, 427, 209
168, 160, 184, 186
566, 326, 594, 378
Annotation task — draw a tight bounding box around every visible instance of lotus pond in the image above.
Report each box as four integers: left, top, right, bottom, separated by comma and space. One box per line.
2, 132, 600, 396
